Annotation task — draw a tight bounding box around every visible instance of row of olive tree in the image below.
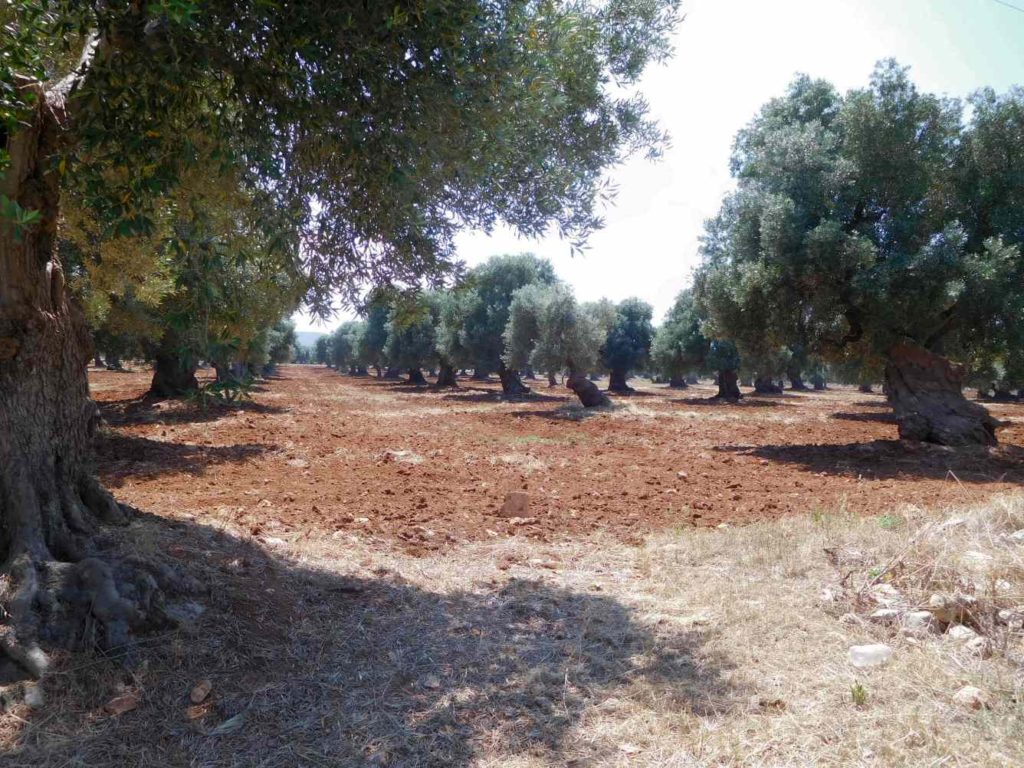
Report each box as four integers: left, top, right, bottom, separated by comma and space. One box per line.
320, 254, 658, 406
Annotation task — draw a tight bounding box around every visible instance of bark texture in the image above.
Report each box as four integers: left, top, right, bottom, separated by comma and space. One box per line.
435, 363, 457, 388
567, 372, 611, 407
497, 362, 530, 395
884, 344, 999, 446
1, 56, 179, 685
150, 339, 198, 397
607, 368, 632, 392
716, 370, 741, 401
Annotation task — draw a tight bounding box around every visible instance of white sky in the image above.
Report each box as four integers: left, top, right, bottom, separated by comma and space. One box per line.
296, 0, 1024, 333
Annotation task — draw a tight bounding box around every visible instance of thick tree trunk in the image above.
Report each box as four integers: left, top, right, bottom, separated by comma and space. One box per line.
104, 351, 123, 371
150, 345, 198, 398
607, 368, 633, 392
497, 361, 530, 395
787, 368, 808, 390
858, 383, 874, 394
567, 371, 610, 407
523, 366, 537, 380
716, 369, 741, 400
384, 366, 402, 380
884, 343, 999, 446
753, 376, 783, 394
811, 374, 827, 390
547, 371, 558, 387
406, 367, 428, 385
668, 375, 688, 389
435, 363, 458, 388
92, 352, 104, 368
472, 368, 490, 380
1, 82, 178, 685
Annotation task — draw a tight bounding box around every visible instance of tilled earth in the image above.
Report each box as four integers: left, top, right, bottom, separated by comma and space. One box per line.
90, 365, 1024, 554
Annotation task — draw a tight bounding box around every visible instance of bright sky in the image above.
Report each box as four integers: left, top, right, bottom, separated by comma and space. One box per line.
296, 0, 1024, 333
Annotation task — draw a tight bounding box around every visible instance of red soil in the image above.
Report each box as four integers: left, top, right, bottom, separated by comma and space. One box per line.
90, 365, 1024, 554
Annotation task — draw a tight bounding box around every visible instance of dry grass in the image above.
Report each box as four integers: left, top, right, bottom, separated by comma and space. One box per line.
3, 495, 1023, 766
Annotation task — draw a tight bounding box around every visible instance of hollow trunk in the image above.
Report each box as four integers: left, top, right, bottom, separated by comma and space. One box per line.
716, 369, 741, 400
567, 371, 610, 407
668, 375, 688, 389
497, 361, 531, 395
1, 85, 177, 685
858, 383, 874, 394
884, 343, 999, 446
547, 372, 558, 387
435, 362, 458, 388
607, 368, 633, 392
406, 367, 428, 385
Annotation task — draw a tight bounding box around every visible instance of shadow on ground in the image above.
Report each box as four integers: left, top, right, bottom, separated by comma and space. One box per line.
672, 396, 791, 409
100, 396, 287, 428
3, 511, 737, 767
95, 433, 271, 485
717, 441, 1024, 483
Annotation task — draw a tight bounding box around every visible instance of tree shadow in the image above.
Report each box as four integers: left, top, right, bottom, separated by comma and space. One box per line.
4, 510, 739, 766
831, 411, 897, 424
850, 399, 889, 409
440, 390, 568, 405
95, 433, 271, 485
671, 396, 790, 409
100, 396, 287, 428
716, 441, 1024, 483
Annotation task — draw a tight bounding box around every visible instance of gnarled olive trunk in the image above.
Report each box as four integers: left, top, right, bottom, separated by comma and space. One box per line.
150, 343, 198, 398
811, 374, 826, 390
668, 375, 688, 389
716, 369, 741, 400
1, 83, 176, 685
471, 367, 490, 380
406, 367, 427, 385
567, 370, 610, 407
497, 361, 530, 395
884, 343, 999, 446
858, 383, 874, 394
435, 362, 457, 388
787, 367, 808, 390
383, 366, 402, 380
607, 367, 632, 392
523, 366, 537, 380
547, 371, 558, 387
753, 376, 783, 394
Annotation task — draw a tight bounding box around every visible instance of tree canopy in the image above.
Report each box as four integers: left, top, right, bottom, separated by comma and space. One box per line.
694, 61, 1024, 443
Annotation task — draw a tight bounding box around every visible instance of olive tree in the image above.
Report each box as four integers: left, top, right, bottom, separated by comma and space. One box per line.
460, 254, 558, 394
504, 283, 609, 405
650, 290, 708, 388
602, 297, 654, 392
0, 0, 680, 682
695, 62, 1023, 445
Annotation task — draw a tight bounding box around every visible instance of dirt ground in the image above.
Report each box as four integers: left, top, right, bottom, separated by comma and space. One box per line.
91, 365, 1024, 554
3, 365, 1022, 767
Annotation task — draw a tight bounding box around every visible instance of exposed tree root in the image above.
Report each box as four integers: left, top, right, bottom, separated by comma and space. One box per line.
0, 475, 191, 687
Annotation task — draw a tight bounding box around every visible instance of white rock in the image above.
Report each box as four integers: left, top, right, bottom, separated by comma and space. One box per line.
997, 608, 1023, 630
849, 643, 893, 668
952, 685, 989, 710
903, 610, 938, 635
869, 583, 904, 607
23, 684, 44, 710
1007, 529, 1024, 543
947, 624, 979, 642
937, 516, 968, 531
